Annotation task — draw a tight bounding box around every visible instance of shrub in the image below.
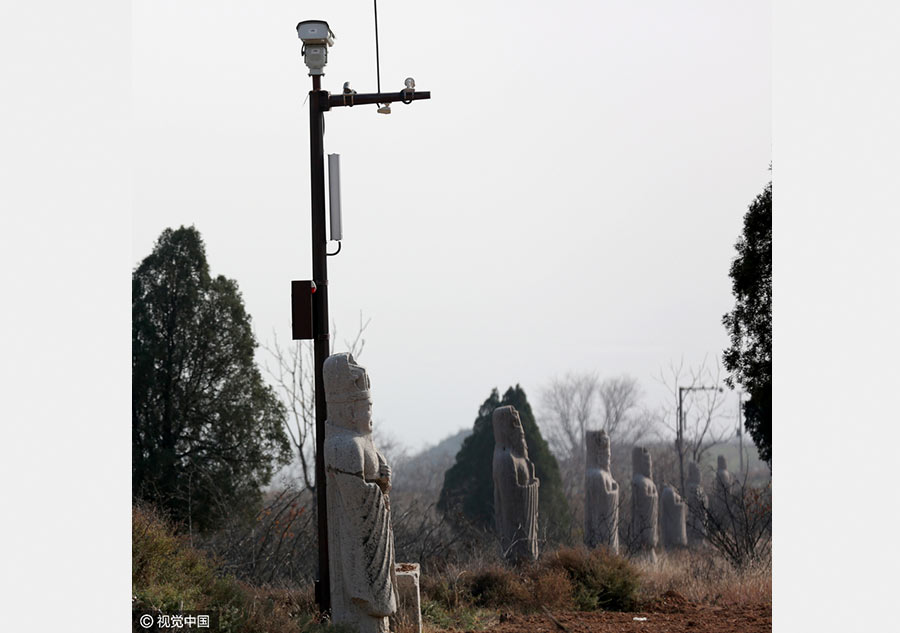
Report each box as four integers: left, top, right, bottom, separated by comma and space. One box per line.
544, 547, 641, 612
466, 565, 529, 608
420, 568, 471, 611
701, 479, 772, 570
528, 566, 575, 611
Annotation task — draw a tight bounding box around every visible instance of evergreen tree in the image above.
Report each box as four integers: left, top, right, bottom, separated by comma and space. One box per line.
723, 182, 772, 465
438, 385, 572, 544
133, 226, 291, 531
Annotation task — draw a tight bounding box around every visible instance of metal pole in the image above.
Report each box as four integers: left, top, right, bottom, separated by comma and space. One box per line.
309, 75, 331, 614
677, 387, 685, 493
738, 391, 744, 476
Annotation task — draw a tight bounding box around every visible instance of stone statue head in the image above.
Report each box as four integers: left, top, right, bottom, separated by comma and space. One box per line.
492, 405, 527, 457
661, 484, 680, 505
687, 461, 702, 485
632, 446, 653, 479
586, 430, 611, 470
324, 352, 373, 433
717, 455, 728, 472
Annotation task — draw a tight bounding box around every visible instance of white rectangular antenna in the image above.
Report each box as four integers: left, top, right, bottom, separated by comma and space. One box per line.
327, 153, 342, 241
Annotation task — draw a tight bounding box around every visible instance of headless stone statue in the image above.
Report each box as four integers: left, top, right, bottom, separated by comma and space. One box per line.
324, 353, 396, 633
660, 484, 688, 549
492, 405, 540, 563
584, 430, 619, 553
685, 461, 709, 547
631, 446, 658, 560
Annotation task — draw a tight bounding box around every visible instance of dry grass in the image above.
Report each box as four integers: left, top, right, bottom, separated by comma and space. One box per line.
633, 548, 771, 606
136, 501, 770, 632
133, 503, 350, 632
419, 545, 770, 630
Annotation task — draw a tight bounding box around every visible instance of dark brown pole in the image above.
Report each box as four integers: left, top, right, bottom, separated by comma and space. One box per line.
309, 73, 331, 614
678, 387, 685, 494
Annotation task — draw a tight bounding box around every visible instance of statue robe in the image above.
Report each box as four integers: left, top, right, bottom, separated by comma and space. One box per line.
660, 485, 688, 549
631, 472, 659, 550
325, 422, 396, 633
585, 466, 619, 553
492, 447, 540, 563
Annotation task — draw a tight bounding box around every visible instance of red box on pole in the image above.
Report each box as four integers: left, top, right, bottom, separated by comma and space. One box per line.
291, 280, 315, 340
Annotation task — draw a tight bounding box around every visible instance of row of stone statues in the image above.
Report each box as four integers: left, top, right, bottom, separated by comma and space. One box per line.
585, 429, 739, 560
320, 354, 737, 632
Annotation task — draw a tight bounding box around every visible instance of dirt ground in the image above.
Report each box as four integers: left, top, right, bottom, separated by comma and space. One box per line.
442, 592, 771, 633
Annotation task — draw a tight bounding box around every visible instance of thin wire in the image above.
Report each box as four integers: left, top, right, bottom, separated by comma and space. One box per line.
374, 0, 381, 93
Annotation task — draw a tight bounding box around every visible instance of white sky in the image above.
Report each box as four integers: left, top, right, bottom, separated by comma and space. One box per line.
132, 0, 771, 451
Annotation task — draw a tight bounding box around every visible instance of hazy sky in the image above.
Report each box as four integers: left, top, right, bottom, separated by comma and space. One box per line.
133, 0, 771, 451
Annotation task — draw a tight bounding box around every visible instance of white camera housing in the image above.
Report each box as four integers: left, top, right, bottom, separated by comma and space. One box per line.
297, 20, 334, 45
297, 20, 334, 76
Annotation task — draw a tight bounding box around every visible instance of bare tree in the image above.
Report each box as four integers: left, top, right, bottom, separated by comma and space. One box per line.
541, 373, 599, 458
539, 372, 653, 540
262, 313, 371, 493
656, 356, 731, 491
199, 483, 319, 585
688, 472, 772, 569
599, 376, 639, 438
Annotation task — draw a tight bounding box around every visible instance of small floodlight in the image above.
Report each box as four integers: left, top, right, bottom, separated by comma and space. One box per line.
404, 77, 415, 90
296, 20, 335, 76
377, 103, 391, 115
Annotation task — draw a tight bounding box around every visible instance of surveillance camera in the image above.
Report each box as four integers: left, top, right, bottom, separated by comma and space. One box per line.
297, 20, 335, 76
296, 20, 334, 46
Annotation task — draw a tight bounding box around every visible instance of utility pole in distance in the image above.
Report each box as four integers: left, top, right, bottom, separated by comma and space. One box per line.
293, 20, 431, 616
676, 384, 723, 493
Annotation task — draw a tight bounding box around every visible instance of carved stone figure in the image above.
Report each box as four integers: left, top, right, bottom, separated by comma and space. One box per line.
660, 484, 688, 549
716, 455, 734, 489
324, 353, 396, 633
685, 461, 709, 547
584, 430, 619, 553
631, 446, 658, 560
492, 405, 540, 563
711, 455, 738, 528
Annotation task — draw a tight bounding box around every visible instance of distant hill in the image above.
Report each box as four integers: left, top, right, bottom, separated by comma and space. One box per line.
417, 428, 472, 463
393, 428, 472, 498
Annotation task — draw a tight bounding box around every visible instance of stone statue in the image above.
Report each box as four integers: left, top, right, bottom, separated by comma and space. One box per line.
492, 405, 540, 563
584, 430, 619, 553
631, 446, 658, 560
711, 455, 738, 528
716, 455, 734, 490
660, 484, 688, 549
685, 461, 709, 547
324, 353, 396, 633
